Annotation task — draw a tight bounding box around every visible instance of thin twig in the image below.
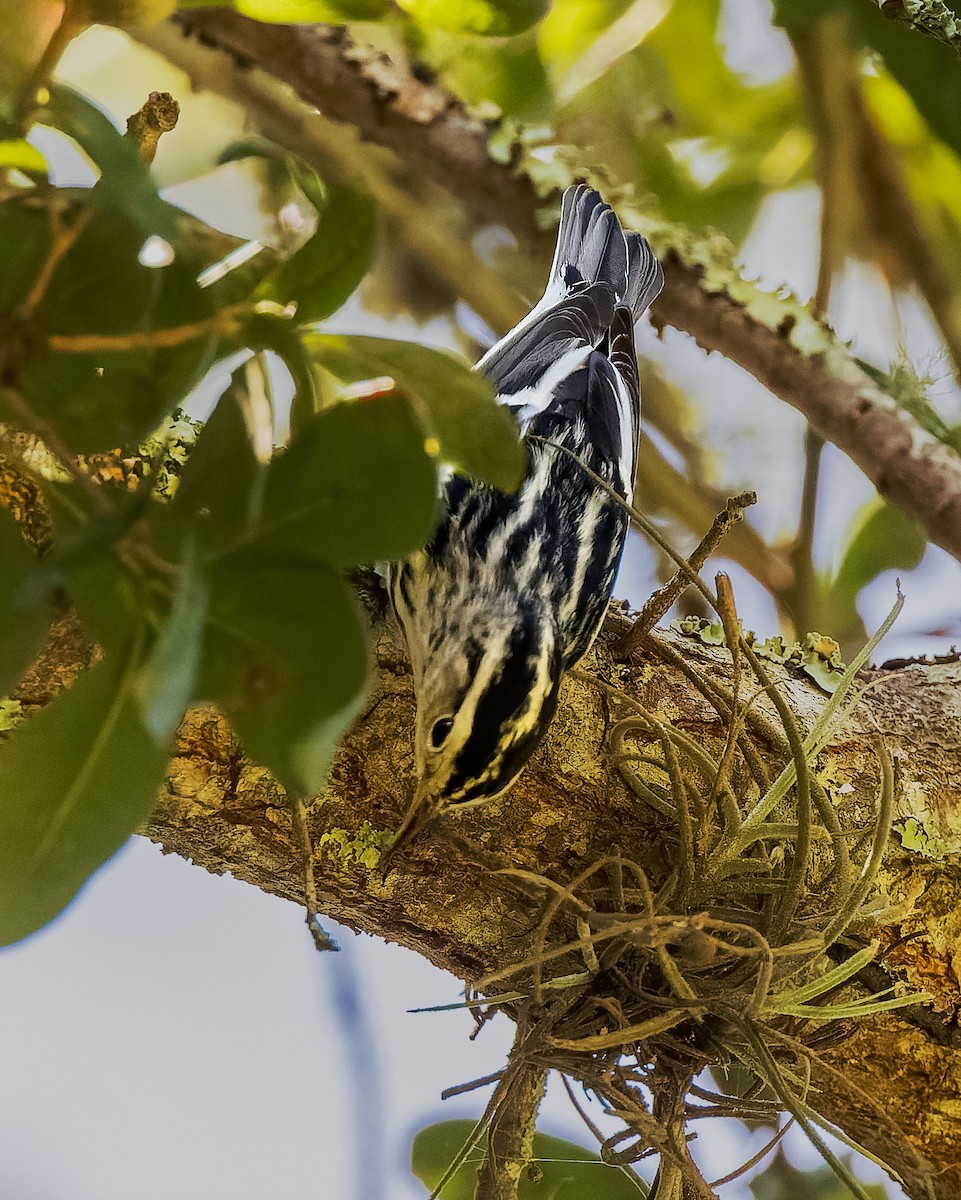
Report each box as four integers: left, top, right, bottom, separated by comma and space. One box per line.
289, 797, 337, 952
618, 492, 756, 656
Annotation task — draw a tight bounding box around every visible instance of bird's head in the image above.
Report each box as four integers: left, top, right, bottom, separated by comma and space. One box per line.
381, 606, 562, 872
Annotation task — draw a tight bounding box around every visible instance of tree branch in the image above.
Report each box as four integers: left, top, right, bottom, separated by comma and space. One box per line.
866, 0, 961, 55
135, 10, 961, 565
17, 600, 961, 1197
650, 259, 961, 561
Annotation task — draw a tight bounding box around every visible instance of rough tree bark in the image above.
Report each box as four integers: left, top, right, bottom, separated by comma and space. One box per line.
16, 599, 961, 1198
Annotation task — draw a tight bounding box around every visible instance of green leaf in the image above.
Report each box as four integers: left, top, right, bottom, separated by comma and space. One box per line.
412, 27, 550, 119
39, 484, 149, 654
19, 355, 169, 456
0, 507, 51, 696
305, 334, 526, 491
170, 378, 263, 550
62, 550, 145, 656
830, 497, 927, 615
181, 0, 388, 18
251, 391, 439, 566
37, 84, 176, 239
36, 201, 209, 338
258, 179, 376, 326
197, 553, 367, 794
18, 200, 214, 453
0, 194, 51, 313
0, 138, 47, 176
217, 142, 373, 324
396, 0, 549, 36
0, 648, 171, 945
136, 541, 208, 740
411, 1121, 645, 1199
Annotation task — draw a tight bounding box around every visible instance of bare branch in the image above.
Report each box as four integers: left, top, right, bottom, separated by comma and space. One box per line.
652, 258, 961, 561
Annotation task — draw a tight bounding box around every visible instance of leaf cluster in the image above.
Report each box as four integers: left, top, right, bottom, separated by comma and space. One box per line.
0, 67, 522, 945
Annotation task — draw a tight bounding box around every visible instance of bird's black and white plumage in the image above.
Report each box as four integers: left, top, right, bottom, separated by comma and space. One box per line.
385, 185, 663, 860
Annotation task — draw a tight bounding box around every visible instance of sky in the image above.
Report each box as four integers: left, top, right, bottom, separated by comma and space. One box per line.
2, 4, 957, 1199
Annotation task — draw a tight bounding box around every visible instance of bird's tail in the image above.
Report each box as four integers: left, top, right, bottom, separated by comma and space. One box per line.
543, 184, 663, 320
624, 230, 664, 318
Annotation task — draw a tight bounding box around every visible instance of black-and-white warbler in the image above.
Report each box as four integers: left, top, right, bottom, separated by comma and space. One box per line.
385, 185, 663, 863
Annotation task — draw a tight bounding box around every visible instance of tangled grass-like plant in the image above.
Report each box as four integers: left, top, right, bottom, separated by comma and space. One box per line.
428, 580, 934, 1200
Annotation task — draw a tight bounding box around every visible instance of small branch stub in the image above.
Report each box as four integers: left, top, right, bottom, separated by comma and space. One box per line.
125, 90, 179, 164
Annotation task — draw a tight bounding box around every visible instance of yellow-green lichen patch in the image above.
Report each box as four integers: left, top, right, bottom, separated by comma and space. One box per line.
318, 821, 394, 870
669, 619, 846, 693
894, 816, 961, 861
0, 698, 24, 732
138, 410, 204, 501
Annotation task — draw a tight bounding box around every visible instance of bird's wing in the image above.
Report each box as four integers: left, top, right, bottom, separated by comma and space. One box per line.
477, 282, 616, 408
523, 305, 640, 497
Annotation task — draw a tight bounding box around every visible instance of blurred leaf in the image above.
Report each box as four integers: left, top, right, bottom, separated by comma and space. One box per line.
219, 135, 326, 208
243, 312, 320, 436
397, 0, 548, 35
0, 648, 170, 946
35, 199, 208, 339
63, 550, 144, 654
0, 506, 51, 696
220, 142, 375, 325
257, 179, 376, 325
411, 1121, 643, 1199
170, 380, 263, 550
845, 1, 961, 165
18, 200, 214, 453
180, 0, 389, 19
554, 0, 672, 103
0, 2, 63, 124
0, 138, 47, 175
136, 540, 207, 741
306, 334, 526, 491
539, 0, 627, 67
0, 195, 51, 313
829, 497, 927, 616
638, 0, 803, 234
411, 26, 550, 118
253, 391, 439, 565
197, 553, 367, 794
751, 1149, 886, 1200
542, 0, 802, 244
775, 0, 961, 163
38, 84, 176, 239
39, 481, 150, 654
19, 354, 173, 457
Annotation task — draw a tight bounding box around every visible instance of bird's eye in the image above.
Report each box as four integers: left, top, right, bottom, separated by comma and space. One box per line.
430, 716, 455, 749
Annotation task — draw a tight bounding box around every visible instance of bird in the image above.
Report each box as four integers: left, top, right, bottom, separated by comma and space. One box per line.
382, 184, 663, 868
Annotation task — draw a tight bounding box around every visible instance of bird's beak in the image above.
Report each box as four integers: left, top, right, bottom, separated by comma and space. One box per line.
379, 781, 437, 879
